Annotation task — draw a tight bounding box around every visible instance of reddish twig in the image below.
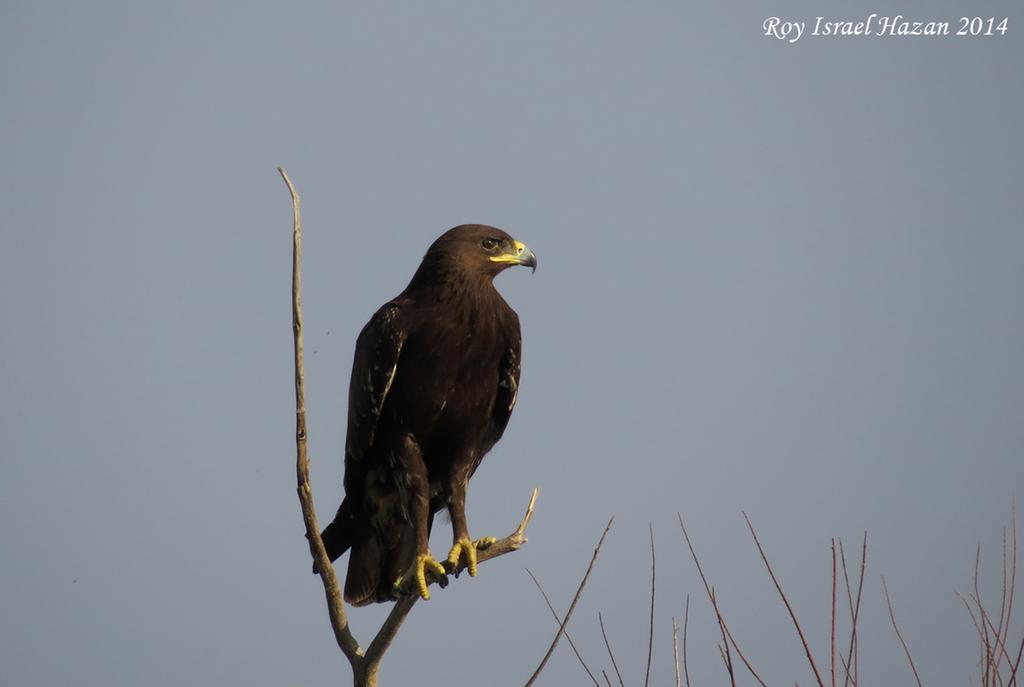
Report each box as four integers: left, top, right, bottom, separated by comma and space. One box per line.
832, 539, 837, 687
645, 523, 656, 687
678, 515, 768, 687
525, 518, 614, 687
599, 612, 626, 687
743, 512, 826, 687
683, 594, 692, 687
840, 534, 867, 687
677, 515, 735, 687
882, 576, 924, 687
526, 568, 601, 687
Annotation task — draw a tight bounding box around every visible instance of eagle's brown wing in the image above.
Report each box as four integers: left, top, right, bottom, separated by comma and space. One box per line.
318, 302, 406, 567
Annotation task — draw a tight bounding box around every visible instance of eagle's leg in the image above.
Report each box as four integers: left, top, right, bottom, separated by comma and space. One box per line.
443, 475, 496, 577
391, 436, 447, 601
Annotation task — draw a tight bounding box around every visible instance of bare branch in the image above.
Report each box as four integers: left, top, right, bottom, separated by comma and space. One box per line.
1008, 501, 1019, 687
1010, 634, 1023, 687
979, 544, 994, 687
718, 593, 770, 687
882, 576, 924, 687
280, 166, 363, 666
972, 592, 1018, 679
742, 511, 825, 687
683, 595, 692, 687
599, 612, 626, 687
645, 522, 656, 687
526, 568, 601, 687
525, 517, 614, 687
832, 539, 837, 687
677, 514, 736, 687
840, 534, 867, 687
673, 617, 681, 687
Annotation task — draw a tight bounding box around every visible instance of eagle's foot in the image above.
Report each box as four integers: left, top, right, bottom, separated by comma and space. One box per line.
445, 536, 497, 577
392, 552, 447, 601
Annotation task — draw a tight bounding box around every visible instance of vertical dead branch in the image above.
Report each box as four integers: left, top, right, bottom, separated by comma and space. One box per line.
645, 523, 656, 687
978, 544, 995, 687
682, 594, 692, 687
742, 512, 826, 687
525, 518, 614, 687
673, 617, 681, 687
279, 167, 363, 668
840, 534, 867, 687
1007, 502, 1020, 687
831, 539, 837, 687
881, 576, 924, 687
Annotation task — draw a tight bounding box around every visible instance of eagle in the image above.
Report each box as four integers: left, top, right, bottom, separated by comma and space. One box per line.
317, 224, 537, 605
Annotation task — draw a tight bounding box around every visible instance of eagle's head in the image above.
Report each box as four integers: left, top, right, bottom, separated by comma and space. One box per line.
423, 224, 537, 280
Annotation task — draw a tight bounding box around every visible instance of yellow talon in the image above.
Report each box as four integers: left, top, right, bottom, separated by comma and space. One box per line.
446, 536, 497, 577
393, 553, 447, 600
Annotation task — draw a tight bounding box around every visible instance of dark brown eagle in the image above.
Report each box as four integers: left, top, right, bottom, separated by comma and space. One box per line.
317, 224, 536, 605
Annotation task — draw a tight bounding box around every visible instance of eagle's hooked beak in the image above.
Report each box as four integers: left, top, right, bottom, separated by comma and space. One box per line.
490, 240, 538, 273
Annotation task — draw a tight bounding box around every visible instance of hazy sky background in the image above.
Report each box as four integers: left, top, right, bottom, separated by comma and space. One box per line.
2, 2, 1022, 685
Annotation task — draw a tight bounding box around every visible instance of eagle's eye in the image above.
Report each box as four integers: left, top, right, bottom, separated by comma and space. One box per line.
481, 238, 499, 251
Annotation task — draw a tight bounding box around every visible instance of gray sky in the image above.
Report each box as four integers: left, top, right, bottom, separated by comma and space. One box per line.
2, 2, 1022, 685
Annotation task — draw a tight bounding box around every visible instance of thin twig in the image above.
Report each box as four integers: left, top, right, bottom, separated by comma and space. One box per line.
832, 539, 837, 687
602, 671, 614, 687
882, 576, 924, 687
1010, 634, 1023, 687
673, 617, 681, 687
526, 568, 601, 687
718, 598, 770, 687
838, 653, 855, 687
645, 523, 656, 687
742, 511, 826, 687
676, 543, 767, 687
974, 592, 1019, 676
838, 540, 854, 687
979, 544, 995, 687
599, 612, 626, 687
1007, 501, 1019, 687
1010, 503, 1022, 687
958, 591, 986, 644
525, 518, 614, 687
839, 535, 867, 687
677, 515, 736, 687
852, 533, 867, 686
958, 590, 993, 686
998, 526, 1010, 673
683, 594, 692, 687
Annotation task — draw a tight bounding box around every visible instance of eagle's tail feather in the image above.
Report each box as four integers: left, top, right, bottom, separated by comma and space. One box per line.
344, 537, 383, 607
312, 500, 354, 575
